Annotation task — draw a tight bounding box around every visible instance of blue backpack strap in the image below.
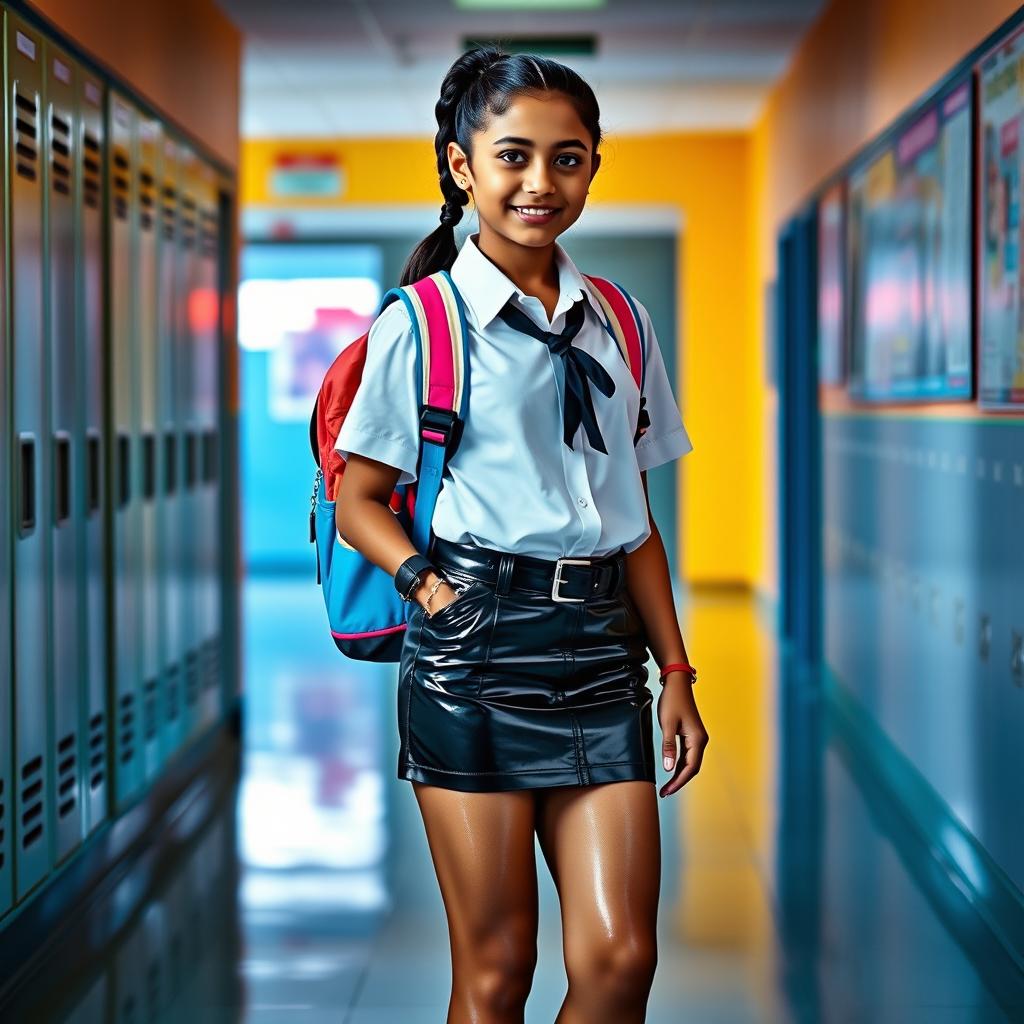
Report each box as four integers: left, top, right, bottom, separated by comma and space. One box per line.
378, 270, 470, 556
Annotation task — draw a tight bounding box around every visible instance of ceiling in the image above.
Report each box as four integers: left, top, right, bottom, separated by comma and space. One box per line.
216, 0, 826, 137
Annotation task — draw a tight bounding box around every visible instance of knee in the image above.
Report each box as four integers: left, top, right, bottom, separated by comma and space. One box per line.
567, 937, 657, 1002
458, 934, 537, 1013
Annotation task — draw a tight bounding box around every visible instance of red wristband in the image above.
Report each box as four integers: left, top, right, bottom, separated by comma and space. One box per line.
658, 662, 696, 685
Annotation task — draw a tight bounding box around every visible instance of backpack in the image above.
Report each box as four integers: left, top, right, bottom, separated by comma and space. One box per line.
308, 269, 652, 662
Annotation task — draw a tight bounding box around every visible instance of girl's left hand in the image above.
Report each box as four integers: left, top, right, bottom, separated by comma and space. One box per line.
657, 680, 709, 797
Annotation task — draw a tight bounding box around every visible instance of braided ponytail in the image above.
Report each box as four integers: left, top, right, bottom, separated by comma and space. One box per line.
398, 43, 603, 288
399, 46, 504, 286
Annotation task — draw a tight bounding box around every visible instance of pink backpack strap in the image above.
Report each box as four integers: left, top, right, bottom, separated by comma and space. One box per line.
581, 274, 646, 393
403, 271, 469, 442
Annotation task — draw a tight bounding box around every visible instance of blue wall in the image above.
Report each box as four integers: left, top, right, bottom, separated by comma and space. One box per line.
823, 412, 1024, 891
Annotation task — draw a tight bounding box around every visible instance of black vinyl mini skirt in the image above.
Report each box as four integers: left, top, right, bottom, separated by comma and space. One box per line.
397, 535, 656, 792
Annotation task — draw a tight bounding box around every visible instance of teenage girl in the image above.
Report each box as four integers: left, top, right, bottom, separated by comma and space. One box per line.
335, 44, 709, 1024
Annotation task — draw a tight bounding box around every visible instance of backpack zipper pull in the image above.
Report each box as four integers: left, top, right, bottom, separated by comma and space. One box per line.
309, 468, 322, 544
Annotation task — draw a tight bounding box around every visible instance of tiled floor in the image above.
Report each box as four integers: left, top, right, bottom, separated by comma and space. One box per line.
8, 573, 1023, 1022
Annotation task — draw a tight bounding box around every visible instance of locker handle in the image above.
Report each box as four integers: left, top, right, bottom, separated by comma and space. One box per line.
18, 434, 36, 534
142, 432, 156, 501
117, 432, 130, 507
54, 432, 71, 525
204, 428, 218, 485
87, 430, 101, 514
164, 432, 177, 495
185, 431, 197, 490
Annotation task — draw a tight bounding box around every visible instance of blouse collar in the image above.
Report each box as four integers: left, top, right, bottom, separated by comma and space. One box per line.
449, 232, 607, 331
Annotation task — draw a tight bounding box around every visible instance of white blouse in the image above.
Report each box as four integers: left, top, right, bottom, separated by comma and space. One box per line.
335, 232, 693, 558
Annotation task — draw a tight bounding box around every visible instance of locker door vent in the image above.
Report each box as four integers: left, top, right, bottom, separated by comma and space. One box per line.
182, 192, 196, 249
19, 755, 44, 850
161, 183, 177, 240
89, 711, 106, 790
50, 111, 71, 196
0, 778, 5, 870
13, 87, 38, 181
56, 730, 77, 819
139, 165, 155, 231
118, 692, 135, 764
82, 131, 100, 209
200, 207, 217, 258
143, 677, 158, 740
166, 662, 180, 721
112, 146, 130, 221
185, 649, 199, 706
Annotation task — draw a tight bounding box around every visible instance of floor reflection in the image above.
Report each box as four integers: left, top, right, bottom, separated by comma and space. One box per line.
7, 574, 1023, 1023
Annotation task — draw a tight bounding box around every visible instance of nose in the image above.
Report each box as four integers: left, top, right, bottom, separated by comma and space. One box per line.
524, 158, 556, 196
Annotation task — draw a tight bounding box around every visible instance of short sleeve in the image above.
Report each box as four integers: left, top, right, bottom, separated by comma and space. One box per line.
334, 298, 422, 485
631, 299, 693, 472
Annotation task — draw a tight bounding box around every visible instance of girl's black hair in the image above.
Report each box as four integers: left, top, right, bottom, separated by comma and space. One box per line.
398, 44, 603, 287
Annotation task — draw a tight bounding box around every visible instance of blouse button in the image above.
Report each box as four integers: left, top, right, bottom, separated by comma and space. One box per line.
577, 497, 588, 507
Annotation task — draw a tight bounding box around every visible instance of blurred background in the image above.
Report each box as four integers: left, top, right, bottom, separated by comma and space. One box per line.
1, 0, 1024, 1021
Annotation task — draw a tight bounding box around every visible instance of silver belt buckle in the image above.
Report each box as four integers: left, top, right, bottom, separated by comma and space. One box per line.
551, 557, 591, 603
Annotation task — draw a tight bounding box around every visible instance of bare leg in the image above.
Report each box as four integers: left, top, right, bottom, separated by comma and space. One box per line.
535, 781, 661, 1024
412, 781, 540, 1024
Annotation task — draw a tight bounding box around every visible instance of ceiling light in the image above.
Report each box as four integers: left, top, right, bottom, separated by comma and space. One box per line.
455, 0, 605, 10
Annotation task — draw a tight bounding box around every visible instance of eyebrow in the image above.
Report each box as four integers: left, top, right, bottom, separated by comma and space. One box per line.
491, 135, 588, 151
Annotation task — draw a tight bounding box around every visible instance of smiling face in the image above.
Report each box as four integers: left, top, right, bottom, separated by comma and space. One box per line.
447, 90, 600, 260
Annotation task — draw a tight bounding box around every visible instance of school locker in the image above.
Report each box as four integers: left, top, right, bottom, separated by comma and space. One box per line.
158, 135, 186, 760
78, 67, 109, 838
8, 11, 53, 900
137, 113, 163, 780
214, 173, 237, 718
108, 91, 143, 805
43, 35, 84, 864
176, 144, 202, 738
194, 160, 222, 730
0, 22, 10, 919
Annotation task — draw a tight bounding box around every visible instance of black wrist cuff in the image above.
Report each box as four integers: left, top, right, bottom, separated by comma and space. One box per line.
394, 554, 438, 602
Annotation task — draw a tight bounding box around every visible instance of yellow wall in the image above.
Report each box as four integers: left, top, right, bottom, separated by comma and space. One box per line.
751, 0, 1020, 599
243, 133, 759, 585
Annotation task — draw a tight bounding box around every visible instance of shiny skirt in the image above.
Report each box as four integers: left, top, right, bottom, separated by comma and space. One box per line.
397, 536, 656, 792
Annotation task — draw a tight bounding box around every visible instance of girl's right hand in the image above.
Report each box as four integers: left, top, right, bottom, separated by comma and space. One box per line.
418, 574, 460, 617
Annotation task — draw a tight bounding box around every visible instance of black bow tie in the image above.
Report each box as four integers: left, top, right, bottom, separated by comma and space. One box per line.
496, 297, 616, 454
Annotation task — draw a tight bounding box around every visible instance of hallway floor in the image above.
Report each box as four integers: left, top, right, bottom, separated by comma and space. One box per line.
7, 575, 1023, 1022
233, 576, 1022, 1024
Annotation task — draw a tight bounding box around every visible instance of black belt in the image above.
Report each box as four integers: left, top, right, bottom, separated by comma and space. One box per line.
429, 535, 626, 603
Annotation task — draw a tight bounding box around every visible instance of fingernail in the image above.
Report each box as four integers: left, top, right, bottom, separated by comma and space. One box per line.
663, 756, 673, 770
